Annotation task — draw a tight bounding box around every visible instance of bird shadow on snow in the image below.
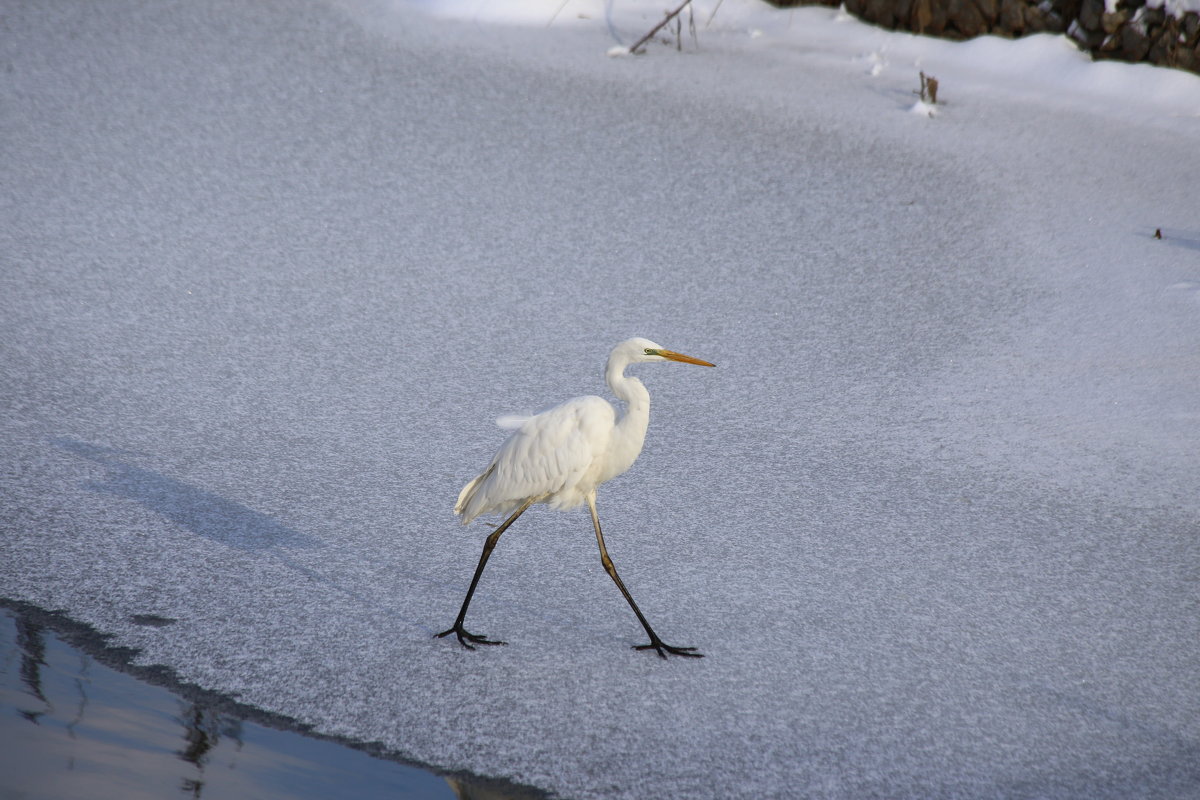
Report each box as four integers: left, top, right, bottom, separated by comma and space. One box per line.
51, 437, 321, 551
50, 437, 440, 636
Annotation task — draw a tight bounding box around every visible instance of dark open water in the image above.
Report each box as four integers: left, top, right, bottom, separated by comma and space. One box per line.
0, 600, 543, 800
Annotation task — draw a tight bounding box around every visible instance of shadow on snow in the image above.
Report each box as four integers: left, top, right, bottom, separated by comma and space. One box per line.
51, 437, 320, 551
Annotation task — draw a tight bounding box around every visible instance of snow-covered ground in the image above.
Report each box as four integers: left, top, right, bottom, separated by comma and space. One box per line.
2, 1, 1198, 797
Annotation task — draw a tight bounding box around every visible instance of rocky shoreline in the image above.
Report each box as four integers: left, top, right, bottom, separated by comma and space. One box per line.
773, 0, 1200, 74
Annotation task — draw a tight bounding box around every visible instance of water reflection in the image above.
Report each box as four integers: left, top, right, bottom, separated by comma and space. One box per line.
15, 617, 48, 723
177, 703, 245, 798
0, 601, 545, 800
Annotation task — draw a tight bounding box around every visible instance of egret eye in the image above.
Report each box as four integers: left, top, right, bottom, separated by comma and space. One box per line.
644, 348, 656, 355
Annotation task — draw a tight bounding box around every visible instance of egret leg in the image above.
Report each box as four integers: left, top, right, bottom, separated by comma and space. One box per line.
586, 493, 702, 659
436, 498, 535, 650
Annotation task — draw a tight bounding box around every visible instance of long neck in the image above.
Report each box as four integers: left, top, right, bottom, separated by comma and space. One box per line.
604, 353, 651, 475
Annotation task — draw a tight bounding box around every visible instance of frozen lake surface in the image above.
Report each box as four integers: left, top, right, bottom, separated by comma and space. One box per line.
2, 1, 1199, 797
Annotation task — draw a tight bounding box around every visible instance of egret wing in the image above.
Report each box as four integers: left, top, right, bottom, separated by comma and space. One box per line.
456, 396, 614, 523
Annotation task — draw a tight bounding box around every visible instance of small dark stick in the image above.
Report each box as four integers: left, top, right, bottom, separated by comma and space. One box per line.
629, 0, 693, 54
917, 71, 939, 104
1154, 228, 1162, 239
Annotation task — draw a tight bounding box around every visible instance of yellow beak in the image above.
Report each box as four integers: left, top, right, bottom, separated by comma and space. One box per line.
656, 349, 715, 367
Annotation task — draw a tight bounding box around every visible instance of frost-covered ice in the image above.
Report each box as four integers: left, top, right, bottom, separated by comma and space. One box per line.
2, 1, 1199, 798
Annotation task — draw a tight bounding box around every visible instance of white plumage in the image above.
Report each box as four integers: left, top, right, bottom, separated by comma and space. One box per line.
455, 337, 714, 522
438, 337, 715, 659
455, 395, 614, 522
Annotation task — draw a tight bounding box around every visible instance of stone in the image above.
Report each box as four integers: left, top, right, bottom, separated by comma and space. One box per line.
1024, 4, 1051, 31
1072, 20, 1107, 46
998, 0, 1026, 34
1079, 0, 1104, 31
1121, 19, 1151, 59
975, 0, 999, 25
1023, 1, 1068, 32
1057, 0, 1085, 26
1141, 6, 1165, 28
1184, 12, 1200, 46
865, 0, 898, 28
1101, 9, 1129, 34
928, 0, 950, 33
1147, 18, 1180, 63
912, 0, 933, 31
1178, 45, 1198, 70
948, 0, 987, 36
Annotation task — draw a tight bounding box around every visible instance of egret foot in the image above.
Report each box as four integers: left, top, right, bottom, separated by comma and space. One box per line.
436, 624, 505, 650
634, 639, 703, 659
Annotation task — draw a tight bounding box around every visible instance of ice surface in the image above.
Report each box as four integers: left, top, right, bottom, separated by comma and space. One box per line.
2, 1, 1199, 798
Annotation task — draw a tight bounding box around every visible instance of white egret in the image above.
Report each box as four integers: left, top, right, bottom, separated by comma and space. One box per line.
437, 337, 715, 659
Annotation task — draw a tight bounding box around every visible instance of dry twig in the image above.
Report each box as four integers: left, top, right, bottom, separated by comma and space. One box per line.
629, 1, 694, 54
916, 71, 940, 104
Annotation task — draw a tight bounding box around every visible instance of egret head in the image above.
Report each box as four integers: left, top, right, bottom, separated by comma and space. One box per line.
617, 337, 715, 367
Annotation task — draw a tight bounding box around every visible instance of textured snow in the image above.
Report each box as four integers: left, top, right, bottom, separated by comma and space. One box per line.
3, 1, 1200, 798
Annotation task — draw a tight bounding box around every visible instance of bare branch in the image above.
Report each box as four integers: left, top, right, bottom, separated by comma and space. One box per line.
705, 0, 726, 28
915, 71, 940, 104
629, 1, 694, 55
